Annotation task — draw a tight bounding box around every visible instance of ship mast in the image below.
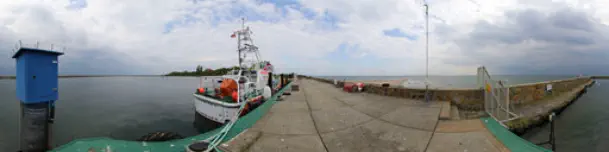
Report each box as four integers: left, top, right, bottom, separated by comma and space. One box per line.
235, 18, 262, 69
238, 18, 244, 68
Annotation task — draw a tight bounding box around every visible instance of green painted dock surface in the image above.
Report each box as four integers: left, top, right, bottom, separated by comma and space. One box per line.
481, 117, 551, 152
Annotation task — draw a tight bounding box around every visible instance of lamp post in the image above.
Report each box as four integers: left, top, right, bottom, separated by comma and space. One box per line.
424, 3, 430, 102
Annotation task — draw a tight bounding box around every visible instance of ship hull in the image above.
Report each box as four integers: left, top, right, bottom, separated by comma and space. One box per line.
193, 93, 240, 124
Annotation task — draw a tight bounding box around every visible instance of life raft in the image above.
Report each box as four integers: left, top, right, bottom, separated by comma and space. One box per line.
343, 82, 364, 93
220, 78, 238, 100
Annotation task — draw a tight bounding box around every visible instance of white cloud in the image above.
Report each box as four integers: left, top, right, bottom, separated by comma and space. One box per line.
0, 0, 607, 76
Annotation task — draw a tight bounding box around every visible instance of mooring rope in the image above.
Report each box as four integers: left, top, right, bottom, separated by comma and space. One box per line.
205, 101, 248, 152
204, 76, 264, 152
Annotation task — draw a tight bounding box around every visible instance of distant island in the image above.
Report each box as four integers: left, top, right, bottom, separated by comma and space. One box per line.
165, 65, 239, 76
0, 76, 15, 79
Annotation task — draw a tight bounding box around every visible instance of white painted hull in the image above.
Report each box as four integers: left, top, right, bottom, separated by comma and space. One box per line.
193, 93, 241, 124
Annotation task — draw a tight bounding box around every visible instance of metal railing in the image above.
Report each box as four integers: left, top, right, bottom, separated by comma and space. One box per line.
12, 40, 67, 54
199, 70, 256, 102
478, 66, 520, 127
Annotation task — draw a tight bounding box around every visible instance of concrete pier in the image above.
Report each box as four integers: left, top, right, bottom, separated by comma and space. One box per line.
221, 79, 510, 152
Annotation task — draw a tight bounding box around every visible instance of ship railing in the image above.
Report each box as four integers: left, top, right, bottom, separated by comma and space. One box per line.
200, 74, 253, 103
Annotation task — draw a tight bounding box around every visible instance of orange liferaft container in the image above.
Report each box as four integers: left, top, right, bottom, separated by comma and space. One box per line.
220, 78, 238, 100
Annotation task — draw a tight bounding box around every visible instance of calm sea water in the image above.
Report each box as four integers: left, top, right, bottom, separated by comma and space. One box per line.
0, 76, 605, 151
0, 77, 210, 151
319, 75, 577, 89
522, 80, 609, 152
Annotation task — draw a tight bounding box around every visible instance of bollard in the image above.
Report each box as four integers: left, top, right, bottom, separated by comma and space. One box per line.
282, 73, 292, 95
536, 112, 556, 151
280, 74, 284, 88
549, 113, 556, 151
268, 72, 273, 95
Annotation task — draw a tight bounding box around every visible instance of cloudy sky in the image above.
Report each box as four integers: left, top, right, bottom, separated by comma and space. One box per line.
0, 0, 608, 76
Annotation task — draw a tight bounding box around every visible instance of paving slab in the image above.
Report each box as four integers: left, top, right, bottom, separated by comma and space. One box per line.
380, 106, 441, 131
407, 101, 444, 108
261, 111, 317, 135
334, 95, 375, 106
307, 95, 347, 111
352, 99, 405, 118
332, 92, 361, 99
435, 119, 485, 133
269, 100, 309, 113
285, 91, 307, 102
362, 94, 439, 108
312, 107, 373, 133
426, 131, 505, 152
249, 111, 272, 131
222, 130, 262, 152
321, 120, 433, 152
360, 94, 400, 102
439, 101, 451, 120
450, 105, 461, 120
248, 134, 327, 152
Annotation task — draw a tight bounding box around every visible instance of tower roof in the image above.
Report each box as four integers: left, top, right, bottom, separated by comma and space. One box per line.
12, 47, 64, 59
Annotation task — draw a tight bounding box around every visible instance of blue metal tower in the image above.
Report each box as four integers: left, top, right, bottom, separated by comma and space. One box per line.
12, 42, 63, 152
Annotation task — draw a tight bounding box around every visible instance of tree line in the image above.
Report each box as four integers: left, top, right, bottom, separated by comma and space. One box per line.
165, 65, 240, 76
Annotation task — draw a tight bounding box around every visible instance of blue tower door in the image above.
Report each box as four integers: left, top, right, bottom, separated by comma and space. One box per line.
32, 56, 59, 101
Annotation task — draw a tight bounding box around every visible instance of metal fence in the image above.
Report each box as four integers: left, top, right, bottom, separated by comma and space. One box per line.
477, 66, 520, 127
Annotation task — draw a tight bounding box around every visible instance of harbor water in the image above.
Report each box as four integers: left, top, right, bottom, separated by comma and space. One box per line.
522, 80, 609, 151
0, 76, 605, 151
0, 77, 216, 151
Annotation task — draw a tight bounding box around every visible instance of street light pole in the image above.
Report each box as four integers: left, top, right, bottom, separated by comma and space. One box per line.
424, 3, 430, 102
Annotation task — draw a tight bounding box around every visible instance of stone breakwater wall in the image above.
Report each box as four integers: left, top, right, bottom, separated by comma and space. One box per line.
301, 76, 592, 111
592, 75, 609, 79
507, 80, 595, 134
506, 77, 592, 105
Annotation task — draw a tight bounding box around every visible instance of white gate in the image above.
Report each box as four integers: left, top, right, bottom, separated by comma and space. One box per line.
477, 66, 519, 126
